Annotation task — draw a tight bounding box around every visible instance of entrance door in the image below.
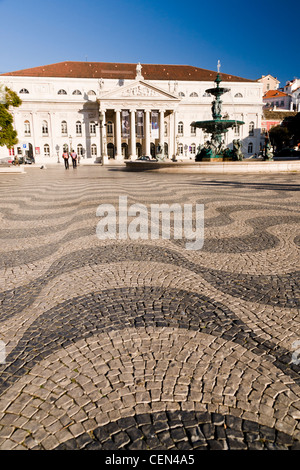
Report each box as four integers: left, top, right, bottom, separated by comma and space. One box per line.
121, 143, 128, 159
107, 143, 115, 159
136, 143, 142, 158
150, 142, 155, 158
164, 143, 168, 157
27, 143, 34, 159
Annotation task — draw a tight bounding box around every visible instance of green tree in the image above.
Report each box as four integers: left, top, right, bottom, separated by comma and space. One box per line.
269, 125, 290, 151
282, 113, 300, 146
0, 86, 22, 149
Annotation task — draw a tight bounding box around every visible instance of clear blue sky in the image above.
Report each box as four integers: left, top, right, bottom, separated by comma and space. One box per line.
1, 0, 299, 87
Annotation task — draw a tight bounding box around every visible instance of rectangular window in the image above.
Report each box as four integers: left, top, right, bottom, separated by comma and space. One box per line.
122, 111, 130, 138
76, 122, 82, 135
61, 122, 68, 135
91, 144, 97, 156
178, 122, 184, 135
136, 111, 144, 138
107, 122, 113, 136
90, 122, 96, 135
234, 124, 240, 136
24, 121, 31, 135
151, 111, 159, 139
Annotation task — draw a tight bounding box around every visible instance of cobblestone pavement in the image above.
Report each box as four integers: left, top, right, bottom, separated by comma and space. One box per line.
0, 165, 299, 450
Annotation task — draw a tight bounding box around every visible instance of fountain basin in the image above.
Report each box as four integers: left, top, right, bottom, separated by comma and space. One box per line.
192, 119, 244, 132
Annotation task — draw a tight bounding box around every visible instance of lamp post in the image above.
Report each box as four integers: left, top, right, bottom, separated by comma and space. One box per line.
99, 111, 104, 165
55, 144, 60, 163
69, 135, 72, 153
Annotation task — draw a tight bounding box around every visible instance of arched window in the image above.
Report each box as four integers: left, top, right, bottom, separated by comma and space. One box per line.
178, 92, 185, 97
203, 92, 211, 97
42, 120, 48, 135
72, 90, 82, 95
61, 120, 68, 135
190, 125, 196, 136
248, 142, 253, 154
77, 144, 83, 157
249, 121, 255, 136
58, 89, 67, 95
178, 121, 184, 135
76, 121, 82, 135
87, 90, 96, 96
178, 143, 183, 155
234, 93, 243, 98
90, 121, 97, 135
107, 121, 113, 136
190, 143, 196, 154
91, 144, 97, 156
24, 120, 31, 135
44, 144, 50, 156
19, 88, 29, 94
190, 92, 198, 97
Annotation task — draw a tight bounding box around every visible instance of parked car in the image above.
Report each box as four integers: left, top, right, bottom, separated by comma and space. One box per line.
24, 156, 35, 164
136, 156, 158, 161
11, 155, 35, 165
136, 156, 151, 161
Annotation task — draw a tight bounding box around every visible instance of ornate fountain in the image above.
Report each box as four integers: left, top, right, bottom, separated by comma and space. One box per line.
192, 62, 245, 161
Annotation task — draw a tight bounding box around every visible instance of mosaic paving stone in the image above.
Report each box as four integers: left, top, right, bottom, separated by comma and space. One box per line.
0, 166, 299, 450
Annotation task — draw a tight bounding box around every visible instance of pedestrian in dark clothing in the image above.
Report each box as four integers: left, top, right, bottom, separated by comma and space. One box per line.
71, 150, 77, 168
62, 151, 69, 169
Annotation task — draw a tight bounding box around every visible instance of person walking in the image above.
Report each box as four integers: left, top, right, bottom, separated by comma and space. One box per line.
62, 150, 69, 169
71, 150, 78, 168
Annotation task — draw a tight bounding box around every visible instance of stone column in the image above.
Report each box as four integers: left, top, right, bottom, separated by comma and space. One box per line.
115, 109, 122, 160
130, 109, 137, 160
145, 110, 150, 156
48, 112, 55, 159
30, 112, 37, 159
100, 109, 109, 164
159, 109, 164, 148
170, 110, 177, 159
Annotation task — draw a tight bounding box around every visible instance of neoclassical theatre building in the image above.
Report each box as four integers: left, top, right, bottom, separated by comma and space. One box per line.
0, 61, 263, 164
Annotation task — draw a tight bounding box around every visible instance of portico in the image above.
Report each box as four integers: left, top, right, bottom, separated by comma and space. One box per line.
97, 70, 180, 162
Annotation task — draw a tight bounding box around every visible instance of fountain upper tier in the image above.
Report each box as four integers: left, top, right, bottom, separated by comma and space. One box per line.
192, 72, 244, 133
205, 86, 230, 97
192, 119, 244, 133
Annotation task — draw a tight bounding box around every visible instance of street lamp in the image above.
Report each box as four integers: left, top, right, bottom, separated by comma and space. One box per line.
99, 111, 104, 165
55, 144, 60, 163
69, 135, 72, 153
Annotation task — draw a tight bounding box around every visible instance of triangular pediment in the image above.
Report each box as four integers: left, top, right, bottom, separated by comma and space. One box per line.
99, 80, 180, 102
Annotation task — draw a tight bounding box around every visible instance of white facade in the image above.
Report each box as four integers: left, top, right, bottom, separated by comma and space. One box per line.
258, 74, 280, 93
0, 63, 264, 164
291, 87, 300, 112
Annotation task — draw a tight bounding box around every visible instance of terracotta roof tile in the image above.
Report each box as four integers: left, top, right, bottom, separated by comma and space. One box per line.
263, 90, 288, 99
0, 61, 254, 83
